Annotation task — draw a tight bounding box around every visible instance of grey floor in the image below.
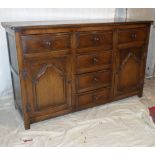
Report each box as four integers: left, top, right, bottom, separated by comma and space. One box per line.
140, 77, 155, 108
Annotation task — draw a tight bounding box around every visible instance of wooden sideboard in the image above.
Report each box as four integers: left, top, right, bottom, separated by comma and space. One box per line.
1, 19, 152, 129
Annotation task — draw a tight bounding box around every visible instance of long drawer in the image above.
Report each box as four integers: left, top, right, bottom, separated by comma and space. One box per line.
118, 27, 147, 44
76, 88, 111, 109
21, 33, 71, 53
76, 70, 111, 93
76, 51, 112, 74
77, 31, 113, 49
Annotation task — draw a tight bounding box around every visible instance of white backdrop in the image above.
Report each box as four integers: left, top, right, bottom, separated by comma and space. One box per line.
127, 8, 155, 77
0, 8, 115, 98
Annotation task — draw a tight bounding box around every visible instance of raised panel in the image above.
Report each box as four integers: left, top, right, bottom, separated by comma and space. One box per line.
7, 33, 19, 73
118, 58, 139, 90
11, 72, 22, 113
25, 56, 72, 112
115, 47, 144, 96
34, 65, 66, 110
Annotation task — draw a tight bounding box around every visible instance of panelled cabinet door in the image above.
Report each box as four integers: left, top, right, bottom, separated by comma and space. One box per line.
24, 56, 72, 114
114, 46, 146, 96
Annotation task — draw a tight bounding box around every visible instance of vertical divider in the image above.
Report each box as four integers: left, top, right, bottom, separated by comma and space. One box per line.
111, 27, 118, 98
70, 28, 77, 111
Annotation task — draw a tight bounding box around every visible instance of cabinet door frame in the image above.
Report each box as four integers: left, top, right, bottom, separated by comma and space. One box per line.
114, 45, 146, 97
23, 55, 72, 115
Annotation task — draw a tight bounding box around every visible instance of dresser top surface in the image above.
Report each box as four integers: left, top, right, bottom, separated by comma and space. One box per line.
1, 18, 153, 31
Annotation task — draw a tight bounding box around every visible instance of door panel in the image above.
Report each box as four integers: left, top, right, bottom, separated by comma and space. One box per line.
114, 46, 145, 96
25, 56, 72, 113
34, 64, 66, 110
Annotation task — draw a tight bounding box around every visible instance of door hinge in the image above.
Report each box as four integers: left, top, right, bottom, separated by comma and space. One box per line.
22, 69, 27, 79
143, 52, 147, 59
67, 79, 71, 84
26, 104, 31, 112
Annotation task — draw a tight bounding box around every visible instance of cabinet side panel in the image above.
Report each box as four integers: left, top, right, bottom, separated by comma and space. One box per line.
11, 72, 23, 115
7, 33, 19, 73
6, 32, 23, 115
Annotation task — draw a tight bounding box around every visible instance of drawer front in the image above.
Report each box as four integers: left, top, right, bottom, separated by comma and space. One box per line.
77, 70, 111, 93
77, 88, 110, 109
77, 31, 113, 49
118, 27, 147, 44
21, 33, 71, 53
76, 51, 112, 73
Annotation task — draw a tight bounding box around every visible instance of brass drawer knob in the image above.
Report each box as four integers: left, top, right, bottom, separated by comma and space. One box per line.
93, 77, 99, 82
93, 37, 100, 41
45, 41, 52, 46
131, 33, 137, 39
93, 57, 99, 64
92, 95, 99, 101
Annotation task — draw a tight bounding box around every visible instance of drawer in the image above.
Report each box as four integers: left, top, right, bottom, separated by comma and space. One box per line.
21, 33, 71, 53
77, 88, 111, 109
76, 70, 111, 93
77, 31, 113, 49
76, 51, 112, 73
118, 27, 147, 44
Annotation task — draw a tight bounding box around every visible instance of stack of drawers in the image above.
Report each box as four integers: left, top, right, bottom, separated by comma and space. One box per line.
75, 30, 113, 109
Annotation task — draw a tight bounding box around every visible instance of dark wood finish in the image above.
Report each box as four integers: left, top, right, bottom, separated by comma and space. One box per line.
2, 18, 152, 129
24, 56, 72, 112
118, 27, 147, 44
76, 51, 112, 74
114, 46, 145, 97
77, 31, 113, 49
77, 87, 111, 110
21, 33, 71, 53
76, 70, 111, 93
1, 18, 152, 30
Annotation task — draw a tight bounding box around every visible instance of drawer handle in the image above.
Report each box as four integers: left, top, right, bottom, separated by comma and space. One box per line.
92, 95, 99, 101
93, 57, 99, 64
93, 77, 99, 82
93, 37, 100, 41
131, 33, 137, 39
45, 41, 52, 46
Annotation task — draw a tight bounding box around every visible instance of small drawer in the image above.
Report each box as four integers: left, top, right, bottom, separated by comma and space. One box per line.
77, 88, 110, 109
77, 31, 113, 49
76, 70, 111, 93
118, 27, 147, 44
76, 51, 112, 73
21, 33, 71, 53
